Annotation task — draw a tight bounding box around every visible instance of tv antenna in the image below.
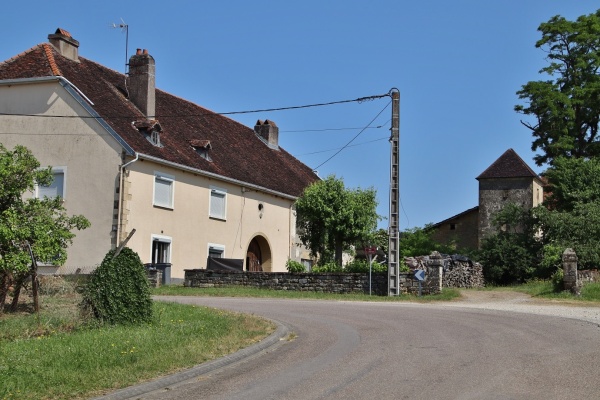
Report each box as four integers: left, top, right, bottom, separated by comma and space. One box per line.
110, 18, 129, 95
110, 18, 129, 75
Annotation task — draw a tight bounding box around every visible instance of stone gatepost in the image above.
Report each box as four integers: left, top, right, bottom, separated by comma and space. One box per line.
562, 248, 580, 295
427, 251, 443, 294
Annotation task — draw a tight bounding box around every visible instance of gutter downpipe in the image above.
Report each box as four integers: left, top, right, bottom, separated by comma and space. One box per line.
116, 153, 139, 248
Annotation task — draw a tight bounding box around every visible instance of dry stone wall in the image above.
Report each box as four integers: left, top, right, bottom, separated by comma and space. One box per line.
404, 254, 484, 289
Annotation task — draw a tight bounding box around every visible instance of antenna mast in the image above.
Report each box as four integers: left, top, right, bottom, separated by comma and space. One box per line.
111, 19, 129, 95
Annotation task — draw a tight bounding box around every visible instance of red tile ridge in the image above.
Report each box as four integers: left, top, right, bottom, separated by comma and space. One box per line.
42, 43, 61, 76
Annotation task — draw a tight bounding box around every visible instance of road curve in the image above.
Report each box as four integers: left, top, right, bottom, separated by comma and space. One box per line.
110, 296, 600, 400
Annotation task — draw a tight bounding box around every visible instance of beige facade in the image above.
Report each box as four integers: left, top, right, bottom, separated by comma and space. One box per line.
0, 78, 122, 270
121, 159, 300, 278
0, 30, 318, 279
0, 79, 306, 277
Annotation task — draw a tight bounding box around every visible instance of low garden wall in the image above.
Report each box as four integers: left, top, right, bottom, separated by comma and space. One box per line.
184, 265, 443, 296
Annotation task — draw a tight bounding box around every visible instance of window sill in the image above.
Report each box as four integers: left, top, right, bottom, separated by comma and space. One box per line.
209, 216, 227, 221
153, 204, 174, 211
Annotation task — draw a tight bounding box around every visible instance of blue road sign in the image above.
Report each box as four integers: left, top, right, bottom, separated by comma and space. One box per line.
414, 269, 425, 281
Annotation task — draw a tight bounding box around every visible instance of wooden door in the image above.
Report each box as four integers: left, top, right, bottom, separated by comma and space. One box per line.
246, 239, 262, 272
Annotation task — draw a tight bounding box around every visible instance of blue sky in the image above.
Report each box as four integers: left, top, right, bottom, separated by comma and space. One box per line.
2, 1, 598, 230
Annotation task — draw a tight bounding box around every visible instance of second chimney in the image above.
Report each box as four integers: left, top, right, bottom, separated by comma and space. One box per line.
254, 119, 279, 150
128, 49, 155, 119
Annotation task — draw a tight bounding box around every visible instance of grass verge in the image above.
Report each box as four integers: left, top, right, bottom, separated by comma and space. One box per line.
151, 285, 461, 302
1, 298, 273, 400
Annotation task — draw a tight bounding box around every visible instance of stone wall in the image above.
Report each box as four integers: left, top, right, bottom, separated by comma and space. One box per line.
184, 268, 443, 296
404, 253, 484, 289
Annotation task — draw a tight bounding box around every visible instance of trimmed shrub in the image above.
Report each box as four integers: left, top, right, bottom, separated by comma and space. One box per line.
82, 247, 153, 325
312, 262, 343, 273
286, 259, 306, 273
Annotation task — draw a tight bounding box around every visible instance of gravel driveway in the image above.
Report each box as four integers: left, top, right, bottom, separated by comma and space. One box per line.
440, 289, 600, 325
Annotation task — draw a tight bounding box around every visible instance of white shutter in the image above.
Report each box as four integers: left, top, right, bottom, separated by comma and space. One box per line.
154, 176, 173, 208
210, 190, 226, 219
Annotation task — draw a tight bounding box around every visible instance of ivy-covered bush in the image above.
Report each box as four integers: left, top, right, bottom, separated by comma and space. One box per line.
82, 247, 153, 325
345, 259, 387, 273
286, 259, 306, 273
311, 262, 343, 273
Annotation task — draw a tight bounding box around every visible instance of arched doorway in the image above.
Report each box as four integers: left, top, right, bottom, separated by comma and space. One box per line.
246, 235, 272, 272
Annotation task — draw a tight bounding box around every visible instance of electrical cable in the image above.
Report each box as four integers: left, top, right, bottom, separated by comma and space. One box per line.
0, 92, 391, 119
294, 136, 389, 156
312, 100, 391, 170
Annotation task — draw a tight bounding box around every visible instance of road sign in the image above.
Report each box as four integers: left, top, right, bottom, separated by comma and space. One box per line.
414, 269, 425, 281
364, 246, 377, 255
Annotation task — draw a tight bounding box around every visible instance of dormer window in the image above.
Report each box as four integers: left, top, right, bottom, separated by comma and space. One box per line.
149, 129, 161, 146
190, 139, 212, 161
133, 119, 163, 147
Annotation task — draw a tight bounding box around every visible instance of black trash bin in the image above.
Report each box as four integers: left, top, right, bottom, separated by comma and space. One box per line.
154, 263, 172, 285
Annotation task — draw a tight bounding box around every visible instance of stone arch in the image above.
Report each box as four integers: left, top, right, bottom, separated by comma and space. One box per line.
246, 235, 272, 272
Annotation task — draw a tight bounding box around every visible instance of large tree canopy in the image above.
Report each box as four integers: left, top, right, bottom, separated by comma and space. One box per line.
295, 175, 379, 266
515, 10, 600, 166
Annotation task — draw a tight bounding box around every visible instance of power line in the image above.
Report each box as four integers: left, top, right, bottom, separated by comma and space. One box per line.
294, 136, 389, 156
313, 100, 391, 170
282, 122, 389, 133
0, 92, 391, 119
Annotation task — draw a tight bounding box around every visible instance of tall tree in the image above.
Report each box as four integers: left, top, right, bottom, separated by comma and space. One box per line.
515, 10, 600, 166
295, 175, 379, 266
0, 144, 89, 313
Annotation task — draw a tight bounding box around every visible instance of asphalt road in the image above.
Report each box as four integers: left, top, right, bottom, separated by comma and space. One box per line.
105, 296, 600, 400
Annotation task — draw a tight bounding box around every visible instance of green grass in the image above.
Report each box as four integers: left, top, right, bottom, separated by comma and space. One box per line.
151, 285, 461, 302
1, 296, 273, 400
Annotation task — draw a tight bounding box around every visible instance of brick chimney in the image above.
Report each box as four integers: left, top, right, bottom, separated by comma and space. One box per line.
128, 49, 155, 119
48, 28, 79, 62
254, 119, 279, 150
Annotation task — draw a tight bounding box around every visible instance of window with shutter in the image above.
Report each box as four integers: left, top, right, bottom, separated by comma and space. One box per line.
154, 173, 174, 209
209, 187, 227, 220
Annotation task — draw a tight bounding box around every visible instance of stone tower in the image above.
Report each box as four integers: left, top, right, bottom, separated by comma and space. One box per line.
476, 149, 543, 246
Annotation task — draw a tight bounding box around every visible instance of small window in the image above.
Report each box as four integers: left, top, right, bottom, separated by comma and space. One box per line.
154, 172, 174, 209
208, 243, 225, 258
37, 167, 66, 199
209, 187, 227, 220
450, 223, 456, 230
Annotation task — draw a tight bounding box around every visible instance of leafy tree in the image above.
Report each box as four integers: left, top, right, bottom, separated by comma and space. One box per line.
0, 144, 89, 314
477, 204, 541, 284
542, 156, 600, 211
400, 225, 454, 258
295, 175, 379, 266
82, 247, 153, 325
515, 10, 600, 166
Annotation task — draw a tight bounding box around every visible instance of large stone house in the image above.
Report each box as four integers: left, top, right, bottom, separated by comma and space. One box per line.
0, 28, 318, 279
431, 148, 543, 250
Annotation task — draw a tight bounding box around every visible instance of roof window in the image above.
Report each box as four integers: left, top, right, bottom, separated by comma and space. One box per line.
133, 119, 163, 147
190, 139, 212, 161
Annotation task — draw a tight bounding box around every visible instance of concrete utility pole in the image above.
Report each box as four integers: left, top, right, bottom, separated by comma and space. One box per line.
388, 88, 400, 296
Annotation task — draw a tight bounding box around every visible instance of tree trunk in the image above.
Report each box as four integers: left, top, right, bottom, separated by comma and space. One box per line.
335, 238, 343, 267
9, 272, 30, 312
0, 271, 14, 316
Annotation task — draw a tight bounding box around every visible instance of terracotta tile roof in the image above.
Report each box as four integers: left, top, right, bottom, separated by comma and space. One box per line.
0, 42, 318, 197
476, 148, 539, 181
